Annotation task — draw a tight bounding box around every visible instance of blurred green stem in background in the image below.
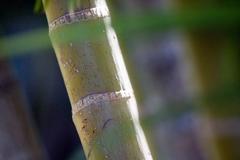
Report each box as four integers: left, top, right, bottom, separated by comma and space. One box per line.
0, 7, 239, 57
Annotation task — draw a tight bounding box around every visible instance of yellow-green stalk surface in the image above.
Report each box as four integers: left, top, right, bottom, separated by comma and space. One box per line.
42, 0, 153, 159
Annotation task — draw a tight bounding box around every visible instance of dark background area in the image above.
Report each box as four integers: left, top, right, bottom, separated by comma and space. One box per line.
1, 1, 82, 160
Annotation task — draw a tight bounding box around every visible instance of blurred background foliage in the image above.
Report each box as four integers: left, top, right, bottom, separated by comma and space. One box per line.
0, 0, 240, 160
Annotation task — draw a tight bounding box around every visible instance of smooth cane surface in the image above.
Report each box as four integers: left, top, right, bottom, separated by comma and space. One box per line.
43, 0, 153, 159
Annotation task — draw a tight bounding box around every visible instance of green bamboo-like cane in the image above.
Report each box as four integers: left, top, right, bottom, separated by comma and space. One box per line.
42, 0, 153, 159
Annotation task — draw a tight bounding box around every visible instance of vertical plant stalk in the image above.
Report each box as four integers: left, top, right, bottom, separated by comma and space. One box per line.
0, 60, 45, 160
175, 1, 240, 159
42, 0, 153, 159
186, 33, 240, 160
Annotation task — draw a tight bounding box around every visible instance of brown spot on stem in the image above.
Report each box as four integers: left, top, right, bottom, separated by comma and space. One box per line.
83, 118, 88, 123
